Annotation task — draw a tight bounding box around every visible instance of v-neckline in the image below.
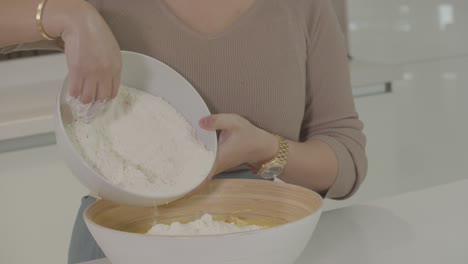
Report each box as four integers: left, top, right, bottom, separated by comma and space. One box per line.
158, 0, 264, 40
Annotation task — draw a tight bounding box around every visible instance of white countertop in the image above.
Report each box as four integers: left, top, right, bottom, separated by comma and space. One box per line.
81, 179, 468, 264
299, 179, 468, 264
0, 54, 402, 142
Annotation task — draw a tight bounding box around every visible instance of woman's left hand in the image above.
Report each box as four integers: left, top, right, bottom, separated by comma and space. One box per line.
199, 114, 278, 176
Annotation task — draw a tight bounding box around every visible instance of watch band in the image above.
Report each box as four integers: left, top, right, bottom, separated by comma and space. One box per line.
254, 135, 289, 178
276, 135, 289, 166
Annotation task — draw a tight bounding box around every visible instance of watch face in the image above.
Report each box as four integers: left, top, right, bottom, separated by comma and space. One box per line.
261, 164, 284, 180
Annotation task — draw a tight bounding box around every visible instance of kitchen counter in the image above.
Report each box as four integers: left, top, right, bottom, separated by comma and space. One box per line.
0, 54, 401, 143
299, 179, 468, 264
81, 179, 468, 264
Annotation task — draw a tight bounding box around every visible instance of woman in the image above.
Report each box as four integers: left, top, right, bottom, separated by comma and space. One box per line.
1, 0, 367, 263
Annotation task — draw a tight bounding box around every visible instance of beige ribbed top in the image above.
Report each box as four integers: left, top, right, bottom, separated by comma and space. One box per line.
1, 0, 367, 199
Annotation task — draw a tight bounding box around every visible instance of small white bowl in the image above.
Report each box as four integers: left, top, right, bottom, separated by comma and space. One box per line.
55, 51, 217, 207
85, 179, 323, 264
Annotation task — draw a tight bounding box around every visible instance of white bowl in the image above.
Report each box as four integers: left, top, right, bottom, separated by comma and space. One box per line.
85, 179, 323, 264
55, 51, 217, 207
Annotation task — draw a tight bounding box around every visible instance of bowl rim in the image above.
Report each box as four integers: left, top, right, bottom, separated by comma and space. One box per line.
56, 50, 217, 201
83, 179, 323, 238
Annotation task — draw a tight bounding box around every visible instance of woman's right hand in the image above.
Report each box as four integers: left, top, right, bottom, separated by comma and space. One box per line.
1, 0, 120, 120
49, 0, 122, 121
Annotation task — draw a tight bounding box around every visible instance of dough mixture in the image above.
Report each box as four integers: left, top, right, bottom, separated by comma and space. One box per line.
146, 214, 263, 236
66, 85, 215, 196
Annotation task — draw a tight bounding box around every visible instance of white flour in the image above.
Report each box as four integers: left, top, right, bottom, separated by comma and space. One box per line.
66, 85, 215, 196
146, 214, 263, 236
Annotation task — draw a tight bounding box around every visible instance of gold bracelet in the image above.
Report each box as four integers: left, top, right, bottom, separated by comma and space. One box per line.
36, 0, 58, 40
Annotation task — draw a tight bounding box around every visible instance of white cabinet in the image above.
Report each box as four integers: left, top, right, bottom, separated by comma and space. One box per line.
0, 145, 87, 264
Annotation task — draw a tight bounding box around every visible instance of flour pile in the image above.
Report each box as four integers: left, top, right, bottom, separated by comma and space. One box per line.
66, 85, 215, 196
146, 214, 263, 236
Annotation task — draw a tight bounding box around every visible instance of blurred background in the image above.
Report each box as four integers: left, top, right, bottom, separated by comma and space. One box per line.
1, 0, 467, 263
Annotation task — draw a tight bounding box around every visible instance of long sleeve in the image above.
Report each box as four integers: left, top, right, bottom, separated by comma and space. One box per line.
301, 0, 367, 199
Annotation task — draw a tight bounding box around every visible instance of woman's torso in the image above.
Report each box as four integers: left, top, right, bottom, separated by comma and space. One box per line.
91, 0, 309, 141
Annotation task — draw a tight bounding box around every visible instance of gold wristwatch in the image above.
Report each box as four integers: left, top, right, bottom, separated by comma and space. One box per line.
255, 135, 289, 180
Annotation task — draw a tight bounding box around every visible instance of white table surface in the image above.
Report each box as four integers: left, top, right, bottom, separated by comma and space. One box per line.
81, 179, 468, 264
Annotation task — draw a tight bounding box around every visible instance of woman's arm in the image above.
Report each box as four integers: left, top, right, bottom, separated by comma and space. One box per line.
201, 0, 367, 199
0, 0, 121, 112
200, 112, 365, 199
287, 0, 367, 199
1, 0, 58, 47
0, 0, 82, 52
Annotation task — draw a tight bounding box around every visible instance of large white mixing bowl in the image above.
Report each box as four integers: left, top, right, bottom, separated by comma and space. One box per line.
55, 51, 217, 207
85, 179, 323, 264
